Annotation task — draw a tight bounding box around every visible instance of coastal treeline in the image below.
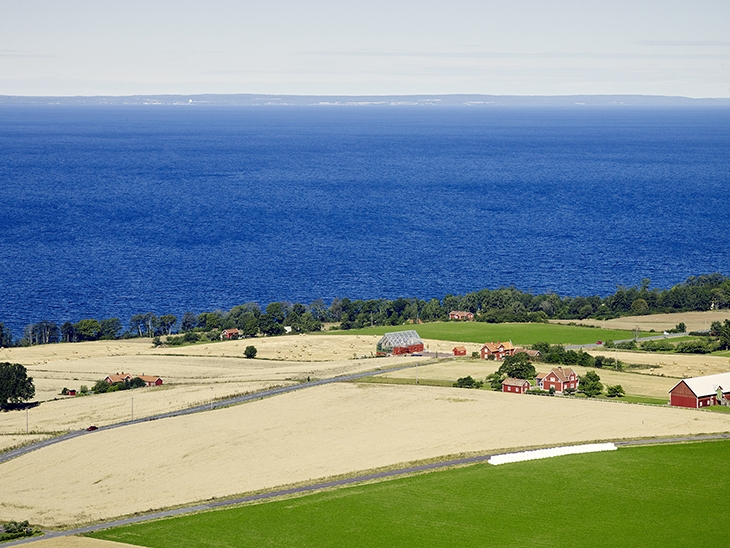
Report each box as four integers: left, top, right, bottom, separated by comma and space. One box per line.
2, 273, 729, 347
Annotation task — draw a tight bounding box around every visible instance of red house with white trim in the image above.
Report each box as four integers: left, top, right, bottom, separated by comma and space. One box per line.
449, 311, 474, 321
668, 372, 730, 408
221, 328, 241, 340
536, 367, 579, 393
501, 377, 531, 394
480, 341, 515, 360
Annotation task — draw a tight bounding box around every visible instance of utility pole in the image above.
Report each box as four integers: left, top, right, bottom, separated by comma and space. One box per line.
26, 407, 29, 434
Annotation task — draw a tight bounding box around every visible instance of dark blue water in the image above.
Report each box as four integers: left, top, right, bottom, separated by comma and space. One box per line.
1, 105, 729, 337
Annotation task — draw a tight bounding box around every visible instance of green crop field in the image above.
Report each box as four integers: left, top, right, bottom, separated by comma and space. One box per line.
89, 440, 730, 548
328, 322, 636, 345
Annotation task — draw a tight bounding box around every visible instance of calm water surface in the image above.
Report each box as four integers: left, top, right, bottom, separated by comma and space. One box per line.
1, 106, 729, 336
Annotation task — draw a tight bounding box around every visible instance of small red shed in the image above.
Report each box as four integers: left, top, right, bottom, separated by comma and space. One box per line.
453, 346, 467, 356
501, 377, 531, 394
221, 328, 241, 340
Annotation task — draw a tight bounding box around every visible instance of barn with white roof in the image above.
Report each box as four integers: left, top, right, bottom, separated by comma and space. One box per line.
668, 372, 730, 408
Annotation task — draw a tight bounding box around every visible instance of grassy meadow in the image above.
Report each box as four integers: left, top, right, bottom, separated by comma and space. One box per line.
331, 322, 636, 345
89, 440, 730, 547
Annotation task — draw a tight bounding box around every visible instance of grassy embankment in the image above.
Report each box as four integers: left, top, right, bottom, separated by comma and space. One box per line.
89, 440, 730, 547
330, 322, 636, 346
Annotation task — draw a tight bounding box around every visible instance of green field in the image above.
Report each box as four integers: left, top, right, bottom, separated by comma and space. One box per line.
328, 322, 636, 345
89, 440, 730, 547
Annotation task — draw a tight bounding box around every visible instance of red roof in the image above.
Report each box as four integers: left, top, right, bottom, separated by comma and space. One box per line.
482, 341, 515, 352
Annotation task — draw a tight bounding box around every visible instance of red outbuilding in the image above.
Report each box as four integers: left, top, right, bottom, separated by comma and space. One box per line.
668, 372, 730, 408
501, 377, 531, 394
221, 328, 241, 340
453, 346, 467, 356
376, 331, 425, 356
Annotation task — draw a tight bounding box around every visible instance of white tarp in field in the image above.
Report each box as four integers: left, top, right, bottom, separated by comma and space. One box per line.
487, 442, 617, 465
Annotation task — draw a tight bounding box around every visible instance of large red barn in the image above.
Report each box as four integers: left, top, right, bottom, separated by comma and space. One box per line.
376, 331, 424, 355
668, 372, 730, 408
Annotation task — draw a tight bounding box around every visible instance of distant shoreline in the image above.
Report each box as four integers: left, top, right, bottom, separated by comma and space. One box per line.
2, 93, 730, 107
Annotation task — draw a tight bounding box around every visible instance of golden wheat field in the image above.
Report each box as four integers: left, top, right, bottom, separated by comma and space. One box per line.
28, 538, 135, 548
0, 335, 421, 437
2, 332, 729, 532
551, 309, 730, 333
2, 382, 729, 528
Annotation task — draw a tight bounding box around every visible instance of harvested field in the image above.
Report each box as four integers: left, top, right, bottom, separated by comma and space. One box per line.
380, 359, 677, 398
0, 434, 52, 452
1, 383, 728, 528
28, 538, 136, 548
585, 350, 730, 379
0, 336, 420, 434
551, 310, 730, 333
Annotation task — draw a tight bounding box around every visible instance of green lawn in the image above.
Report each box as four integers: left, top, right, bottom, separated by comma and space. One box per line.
89, 440, 730, 548
326, 322, 636, 345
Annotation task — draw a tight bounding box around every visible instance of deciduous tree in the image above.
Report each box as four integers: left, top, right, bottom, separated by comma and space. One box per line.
0, 362, 35, 407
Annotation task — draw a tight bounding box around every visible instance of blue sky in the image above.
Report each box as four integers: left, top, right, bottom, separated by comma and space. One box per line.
1, 0, 728, 96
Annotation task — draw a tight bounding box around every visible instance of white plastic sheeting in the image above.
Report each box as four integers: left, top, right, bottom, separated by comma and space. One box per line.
487, 442, 617, 465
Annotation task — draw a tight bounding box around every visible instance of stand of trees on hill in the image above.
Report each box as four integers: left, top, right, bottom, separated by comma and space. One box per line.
3, 273, 730, 347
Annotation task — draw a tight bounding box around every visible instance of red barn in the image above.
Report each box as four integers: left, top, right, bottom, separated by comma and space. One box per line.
536, 367, 579, 393
501, 377, 531, 394
449, 311, 474, 321
376, 331, 424, 356
480, 341, 515, 360
668, 372, 730, 408
453, 346, 467, 356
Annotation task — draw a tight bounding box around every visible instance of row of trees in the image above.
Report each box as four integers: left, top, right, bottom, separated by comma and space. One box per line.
3, 274, 729, 346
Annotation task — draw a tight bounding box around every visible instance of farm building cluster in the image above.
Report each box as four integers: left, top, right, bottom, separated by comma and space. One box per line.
104, 373, 164, 387
502, 367, 579, 395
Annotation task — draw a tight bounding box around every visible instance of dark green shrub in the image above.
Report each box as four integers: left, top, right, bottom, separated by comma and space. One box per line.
244, 345, 257, 359
607, 385, 625, 397
453, 376, 483, 389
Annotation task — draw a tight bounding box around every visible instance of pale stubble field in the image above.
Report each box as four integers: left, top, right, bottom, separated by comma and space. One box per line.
1, 333, 729, 534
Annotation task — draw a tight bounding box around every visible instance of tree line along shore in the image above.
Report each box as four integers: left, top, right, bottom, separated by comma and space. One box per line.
2, 273, 729, 348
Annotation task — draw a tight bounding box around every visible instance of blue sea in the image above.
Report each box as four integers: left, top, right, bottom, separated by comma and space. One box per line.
1, 105, 729, 337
